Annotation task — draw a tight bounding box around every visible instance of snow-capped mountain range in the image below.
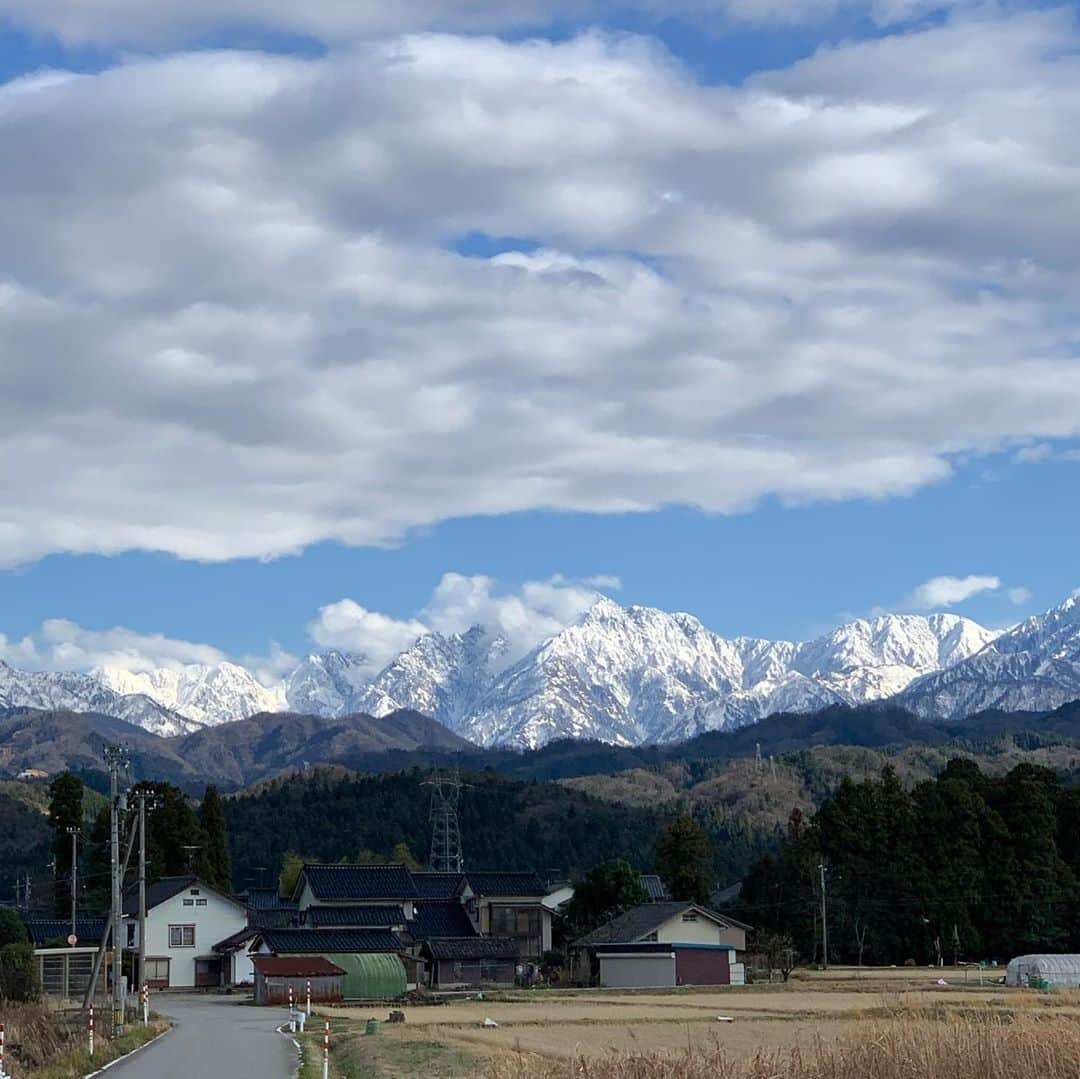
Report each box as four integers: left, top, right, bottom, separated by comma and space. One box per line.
3, 593, 1080, 747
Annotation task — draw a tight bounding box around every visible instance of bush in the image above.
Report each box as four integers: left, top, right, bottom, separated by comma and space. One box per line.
0, 906, 28, 947
0, 941, 41, 1001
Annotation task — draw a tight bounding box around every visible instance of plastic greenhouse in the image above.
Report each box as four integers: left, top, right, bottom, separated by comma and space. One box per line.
1005, 954, 1080, 988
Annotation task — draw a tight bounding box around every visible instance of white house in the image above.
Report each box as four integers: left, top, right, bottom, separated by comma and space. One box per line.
124, 876, 250, 989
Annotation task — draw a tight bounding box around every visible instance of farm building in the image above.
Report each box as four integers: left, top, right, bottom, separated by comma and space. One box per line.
1006, 954, 1080, 988
420, 936, 520, 987
573, 902, 750, 988
252, 955, 345, 1005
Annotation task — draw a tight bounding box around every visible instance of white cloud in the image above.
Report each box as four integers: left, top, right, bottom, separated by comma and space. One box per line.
907, 575, 1001, 609
0, 0, 983, 46
307, 572, 609, 670
306, 600, 428, 672
1, 619, 231, 673
0, 14, 1078, 566
1007, 586, 1032, 606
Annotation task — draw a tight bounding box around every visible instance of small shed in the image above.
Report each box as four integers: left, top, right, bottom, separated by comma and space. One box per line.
1006, 954, 1080, 988
252, 956, 345, 1006
421, 937, 519, 987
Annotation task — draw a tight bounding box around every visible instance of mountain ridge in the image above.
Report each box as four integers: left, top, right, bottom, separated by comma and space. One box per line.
2, 592, 1078, 748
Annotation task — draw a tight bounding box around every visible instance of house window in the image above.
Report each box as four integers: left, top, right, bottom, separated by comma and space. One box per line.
195, 899, 207, 906
169, 925, 195, 948
126, 922, 136, 947
681, 913, 698, 922
183, 899, 195, 906
189, 889, 200, 896
144, 958, 170, 981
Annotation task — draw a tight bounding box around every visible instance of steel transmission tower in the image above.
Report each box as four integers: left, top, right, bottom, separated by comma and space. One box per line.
424, 770, 465, 873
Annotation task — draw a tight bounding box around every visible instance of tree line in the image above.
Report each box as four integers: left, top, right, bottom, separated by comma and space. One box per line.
740, 760, 1080, 965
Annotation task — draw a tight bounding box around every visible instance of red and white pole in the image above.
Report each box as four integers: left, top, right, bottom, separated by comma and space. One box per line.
306, 979, 311, 1017
1, 1020, 7, 1078
142, 984, 149, 1026
323, 1018, 330, 1079
89, 1005, 95, 1057
288, 985, 295, 1032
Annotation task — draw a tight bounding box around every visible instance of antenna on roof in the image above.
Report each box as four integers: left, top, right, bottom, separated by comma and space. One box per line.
423, 769, 468, 874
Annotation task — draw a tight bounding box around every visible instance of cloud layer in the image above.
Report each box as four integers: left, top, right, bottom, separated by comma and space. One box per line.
0, 11, 1079, 566
0, 0, 985, 46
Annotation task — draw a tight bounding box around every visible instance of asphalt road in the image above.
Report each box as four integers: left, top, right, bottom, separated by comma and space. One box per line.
105, 994, 297, 1079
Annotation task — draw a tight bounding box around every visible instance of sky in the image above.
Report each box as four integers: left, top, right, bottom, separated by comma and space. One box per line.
0, 0, 1079, 681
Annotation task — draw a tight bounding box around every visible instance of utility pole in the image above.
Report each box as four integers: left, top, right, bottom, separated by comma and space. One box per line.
818, 863, 828, 970
67, 826, 80, 939
138, 791, 147, 994
106, 745, 129, 1038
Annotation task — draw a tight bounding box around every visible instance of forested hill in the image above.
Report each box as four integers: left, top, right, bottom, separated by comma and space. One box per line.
223, 768, 671, 889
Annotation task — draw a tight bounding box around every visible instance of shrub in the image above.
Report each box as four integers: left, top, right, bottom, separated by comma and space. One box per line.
0, 941, 41, 1001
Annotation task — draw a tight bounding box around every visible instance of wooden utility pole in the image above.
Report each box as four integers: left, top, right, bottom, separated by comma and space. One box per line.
818, 863, 828, 970
138, 791, 147, 994
106, 746, 128, 1036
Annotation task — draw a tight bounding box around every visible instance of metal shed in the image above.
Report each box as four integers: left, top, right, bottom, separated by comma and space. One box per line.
1006, 954, 1080, 988
322, 952, 407, 1000
252, 955, 345, 1005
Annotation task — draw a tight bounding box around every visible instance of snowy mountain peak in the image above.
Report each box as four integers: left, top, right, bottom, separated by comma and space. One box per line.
3, 592, 1079, 749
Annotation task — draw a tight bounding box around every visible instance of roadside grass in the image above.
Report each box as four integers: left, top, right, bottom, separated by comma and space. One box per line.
485, 1012, 1080, 1079
0, 999, 167, 1077
297, 1018, 480, 1079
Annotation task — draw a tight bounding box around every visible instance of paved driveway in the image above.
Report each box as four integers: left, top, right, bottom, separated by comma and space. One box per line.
106, 994, 297, 1079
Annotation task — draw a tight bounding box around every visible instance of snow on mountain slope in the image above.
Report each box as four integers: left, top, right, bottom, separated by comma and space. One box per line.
7, 593, 1080, 748
899, 595, 1080, 719
0, 660, 199, 737
455, 602, 996, 748
352, 626, 506, 731
97, 662, 285, 727
284, 650, 371, 717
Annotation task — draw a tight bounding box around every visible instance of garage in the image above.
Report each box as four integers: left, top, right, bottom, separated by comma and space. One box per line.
595, 942, 734, 988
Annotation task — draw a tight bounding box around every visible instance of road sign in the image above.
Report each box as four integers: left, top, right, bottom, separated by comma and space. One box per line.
67, 933, 78, 946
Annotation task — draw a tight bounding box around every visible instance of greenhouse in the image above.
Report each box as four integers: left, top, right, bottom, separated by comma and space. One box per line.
1005, 954, 1080, 988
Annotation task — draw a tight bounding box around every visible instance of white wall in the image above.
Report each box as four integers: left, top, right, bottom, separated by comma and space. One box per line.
143, 884, 248, 988
657, 913, 746, 951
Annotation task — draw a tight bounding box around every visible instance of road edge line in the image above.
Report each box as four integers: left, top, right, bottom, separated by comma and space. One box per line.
276, 1023, 304, 1078
84, 1025, 172, 1077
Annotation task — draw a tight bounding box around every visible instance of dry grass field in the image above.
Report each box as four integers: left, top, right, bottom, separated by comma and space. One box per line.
311, 967, 1080, 1078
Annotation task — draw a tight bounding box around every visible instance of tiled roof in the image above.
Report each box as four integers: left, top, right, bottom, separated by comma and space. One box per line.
407, 901, 477, 941
22, 919, 106, 947
640, 875, 669, 901
574, 902, 738, 946
422, 936, 520, 960
122, 875, 196, 916
213, 926, 259, 953
305, 905, 407, 928
247, 907, 300, 930
242, 887, 298, 911
258, 928, 404, 954
412, 873, 467, 900
300, 864, 418, 901
252, 956, 346, 977
464, 871, 546, 897
122, 876, 245, 916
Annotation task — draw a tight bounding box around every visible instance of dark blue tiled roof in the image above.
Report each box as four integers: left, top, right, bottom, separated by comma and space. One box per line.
22, 919, 106, 947
464, 871, 545, 897
300, 865, 418, 901
407, 901, 477, 941
242, 887, 298, 911
422, 936, 519, 960
259, 928, 404, 954
412, 873, 466, 900
305, 905, 407, 928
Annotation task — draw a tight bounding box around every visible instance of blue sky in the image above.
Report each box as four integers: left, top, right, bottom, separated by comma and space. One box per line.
0, 0, 1078, 676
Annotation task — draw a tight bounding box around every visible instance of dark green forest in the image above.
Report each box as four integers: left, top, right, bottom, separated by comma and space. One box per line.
223, 768, 671, 889
741, 760, 1080, 964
